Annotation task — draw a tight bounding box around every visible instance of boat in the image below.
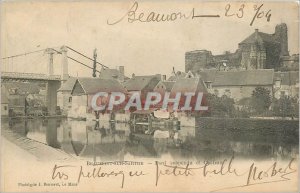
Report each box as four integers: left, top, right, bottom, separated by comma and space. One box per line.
130, 109, 180, 133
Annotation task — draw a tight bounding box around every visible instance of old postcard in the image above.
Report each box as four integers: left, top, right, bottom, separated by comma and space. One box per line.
0, 0, 299, 192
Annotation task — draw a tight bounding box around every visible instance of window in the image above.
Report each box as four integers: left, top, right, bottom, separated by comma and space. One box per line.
206, 82, 212, 89
280, 91, 285, 96
275, 80, 281, 88
69, 97, 72, 103
4, 106, 7, 110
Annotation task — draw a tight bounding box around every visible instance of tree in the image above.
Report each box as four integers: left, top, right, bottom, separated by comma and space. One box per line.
251, 87, 272, 114
273, 95, 298, 118
206, 93, 235, 117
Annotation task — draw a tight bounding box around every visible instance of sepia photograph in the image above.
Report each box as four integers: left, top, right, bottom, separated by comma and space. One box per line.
0, 0, 299, 192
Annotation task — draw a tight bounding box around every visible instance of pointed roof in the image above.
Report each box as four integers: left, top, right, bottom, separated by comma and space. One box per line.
123, 75, 160, 91
58, 77, 77, 92
162, 81, 175, 92
239, 30, 280, 45
99, 68, 120, 79
168, 71, 189, 81
71, 78, 127, 95
171, 77, 208, 94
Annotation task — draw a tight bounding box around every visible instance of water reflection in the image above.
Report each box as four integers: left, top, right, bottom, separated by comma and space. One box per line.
2, 118, 298, 161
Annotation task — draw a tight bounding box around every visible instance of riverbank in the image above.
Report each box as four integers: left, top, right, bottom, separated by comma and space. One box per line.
1, 129, 76, 162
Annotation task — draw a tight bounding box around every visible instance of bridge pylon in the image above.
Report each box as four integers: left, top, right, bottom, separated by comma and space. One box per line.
60, 45, 69, 82
45, 48, 56, 76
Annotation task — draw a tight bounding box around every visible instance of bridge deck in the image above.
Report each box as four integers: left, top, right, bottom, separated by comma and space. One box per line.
1, 72, 61, 81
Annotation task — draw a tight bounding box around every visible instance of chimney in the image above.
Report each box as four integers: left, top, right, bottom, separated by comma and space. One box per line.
155, 74, 162, 80
162, 75, 166, 81
172, 67, 176, 75
119, 66, 124, 82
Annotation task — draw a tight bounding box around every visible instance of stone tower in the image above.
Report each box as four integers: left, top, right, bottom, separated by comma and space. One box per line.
274, 23, 289, 56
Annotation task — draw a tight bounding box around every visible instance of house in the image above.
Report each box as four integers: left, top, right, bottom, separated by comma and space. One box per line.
123, 74, 161, 99
170, 77, 208, 108
199, 69, 274, 101
153, 81, 175, 96
70, 78, 127, 119
99, 66, 129, 82
1, 86, 9, 116
170, 77, 208, 126
273, 71, 299, 99
57, 77, 77, 116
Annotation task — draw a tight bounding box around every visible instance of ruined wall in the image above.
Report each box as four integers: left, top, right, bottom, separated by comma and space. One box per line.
185, 50, 214, 73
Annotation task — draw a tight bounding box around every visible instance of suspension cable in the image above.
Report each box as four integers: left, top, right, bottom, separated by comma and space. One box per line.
66, 46, 109, 69
1, 48, 46, 59
67, 56, 101, 73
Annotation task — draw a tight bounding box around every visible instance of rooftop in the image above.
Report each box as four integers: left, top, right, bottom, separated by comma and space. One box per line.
162, 81, 175, 92
171, 77, 208, 93
239, 30, 280, 45
71, 77, 127, 95
123, 75, 160, 91
199, 69, 274, 86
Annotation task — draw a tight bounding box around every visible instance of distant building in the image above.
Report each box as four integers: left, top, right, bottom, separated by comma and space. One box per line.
70, 78, 127, 119
185, 23, 290, 73
199, 69, 274, 101
57, 77, 77, 116
273, 71, 299, 99
168, 70, 195, 81
99, 66, 129, 82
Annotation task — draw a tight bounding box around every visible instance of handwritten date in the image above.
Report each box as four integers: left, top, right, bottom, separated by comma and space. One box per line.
225, 3, 271, 26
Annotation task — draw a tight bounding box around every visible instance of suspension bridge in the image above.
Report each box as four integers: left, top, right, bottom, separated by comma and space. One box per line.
1, 45, 110, 115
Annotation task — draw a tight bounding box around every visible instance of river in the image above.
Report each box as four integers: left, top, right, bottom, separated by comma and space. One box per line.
1, 118, 298, 162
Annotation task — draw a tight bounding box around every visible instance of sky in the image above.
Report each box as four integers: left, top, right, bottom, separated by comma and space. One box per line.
1, 1, 299, 78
